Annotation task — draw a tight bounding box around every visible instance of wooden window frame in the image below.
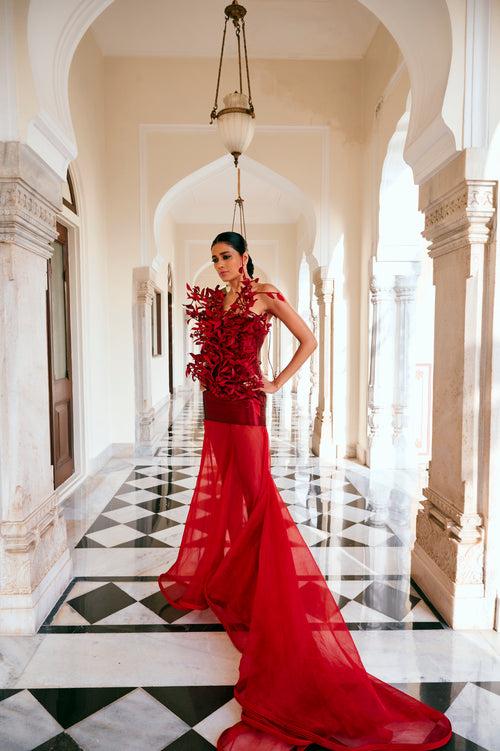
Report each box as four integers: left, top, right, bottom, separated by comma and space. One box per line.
152, 288, 163, 357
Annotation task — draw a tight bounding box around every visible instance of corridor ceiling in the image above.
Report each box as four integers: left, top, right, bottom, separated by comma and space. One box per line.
91, 0, 379, 60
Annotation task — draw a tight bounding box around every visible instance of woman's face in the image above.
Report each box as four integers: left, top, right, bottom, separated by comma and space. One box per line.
211, 243, 247, 283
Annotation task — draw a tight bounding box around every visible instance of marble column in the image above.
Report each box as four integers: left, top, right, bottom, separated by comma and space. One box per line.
0, 142, 71, 634
312, 269, 335, 459
367, 267, 395, 468
309, 294, 320, 418
393, 273, 419, 468
367, 260, 420, 470
412, 157, 496, 628
133, 268, 156, 455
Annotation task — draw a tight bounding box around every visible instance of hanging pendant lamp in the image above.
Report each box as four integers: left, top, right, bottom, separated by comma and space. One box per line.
210, 1, 255, 167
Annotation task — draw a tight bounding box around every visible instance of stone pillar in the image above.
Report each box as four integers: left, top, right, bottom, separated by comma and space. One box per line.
393, 273, 419, 468
412, 157, 496, 628
309, 294, 319, 416
0, 142, 71, 634
367, 260, 420, 469
133, 269, 156, 455
367, 266, 395, 467
312, 269, 335, 458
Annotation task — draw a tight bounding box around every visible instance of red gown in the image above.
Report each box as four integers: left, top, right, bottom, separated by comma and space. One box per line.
157, 275, 453, 751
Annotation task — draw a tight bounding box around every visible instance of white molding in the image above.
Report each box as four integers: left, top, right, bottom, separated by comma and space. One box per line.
403, 114, 457, 185
463, 0, 490, 148
0, 0, 18, 141
26, 111, 77, 180
26, 0, 114, 176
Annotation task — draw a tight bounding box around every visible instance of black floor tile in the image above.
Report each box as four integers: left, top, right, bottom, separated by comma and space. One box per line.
126, 514, 179, 535
32, 733, 84, 751
84, 515, 119, 535
354, 581, 420, 621
389, 682, 466, 714
162, 729, 215, 750
101, 497, 131, 512
115, 535, 169, 548
67, 582, 136, 624
145, 685, 234, 725
31, 687, 133, 728
137, 497, 185, 513
142, 591, 192, 623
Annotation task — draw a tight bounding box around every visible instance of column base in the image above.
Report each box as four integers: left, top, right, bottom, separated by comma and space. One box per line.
411, 542, 495, 629
0, 547, 72, 634
312, 410, 335, 461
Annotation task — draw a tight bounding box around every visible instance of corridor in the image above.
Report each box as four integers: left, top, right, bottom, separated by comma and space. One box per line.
0, 390, 498, 751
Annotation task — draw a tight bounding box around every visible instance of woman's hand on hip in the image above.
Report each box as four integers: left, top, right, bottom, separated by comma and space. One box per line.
257, 377, 280, 394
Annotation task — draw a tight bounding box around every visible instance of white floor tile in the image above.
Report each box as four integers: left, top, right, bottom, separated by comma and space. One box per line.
445, 682, 500, 751
14, 633, 240, 688
68, 687, 189, 751
193, 698, 241, 746
0, 689, 63, 750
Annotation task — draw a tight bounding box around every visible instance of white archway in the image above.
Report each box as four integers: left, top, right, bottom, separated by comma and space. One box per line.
26, 0, 457, 183
153, 154, 317, 266
367, 108, 431, 470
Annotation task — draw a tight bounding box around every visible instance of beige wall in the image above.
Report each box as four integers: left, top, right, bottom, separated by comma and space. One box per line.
69, 31, 111, 460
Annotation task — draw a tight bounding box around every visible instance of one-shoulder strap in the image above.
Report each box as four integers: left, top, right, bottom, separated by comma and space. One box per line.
255, 289, 286, 301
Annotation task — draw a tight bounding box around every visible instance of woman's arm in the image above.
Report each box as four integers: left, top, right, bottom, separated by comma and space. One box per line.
257, 284, 317, 394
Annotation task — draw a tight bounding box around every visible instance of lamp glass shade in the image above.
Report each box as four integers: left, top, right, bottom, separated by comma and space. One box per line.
217, 92, 255, 155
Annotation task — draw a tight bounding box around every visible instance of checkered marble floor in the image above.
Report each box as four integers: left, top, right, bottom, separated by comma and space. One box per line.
1, 391, 500, 750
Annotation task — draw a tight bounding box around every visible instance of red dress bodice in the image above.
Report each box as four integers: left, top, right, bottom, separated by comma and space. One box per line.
184, 276, 285, 400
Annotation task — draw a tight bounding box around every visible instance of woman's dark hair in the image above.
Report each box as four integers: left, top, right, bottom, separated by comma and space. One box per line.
211, 231, 254, 278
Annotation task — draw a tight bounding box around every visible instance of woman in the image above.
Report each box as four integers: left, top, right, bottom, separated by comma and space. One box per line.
158, 232, 452, 751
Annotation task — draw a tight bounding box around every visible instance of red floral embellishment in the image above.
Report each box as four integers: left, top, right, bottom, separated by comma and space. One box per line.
184, 276, 283, 400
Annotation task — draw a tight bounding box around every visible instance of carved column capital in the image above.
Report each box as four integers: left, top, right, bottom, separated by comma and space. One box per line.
137, 279, 155, 305
0, 142, 62, 257
312, 267, 334, 306
394, 274, 418, 301
369, 277, 394, 302
424, 180, 495, 255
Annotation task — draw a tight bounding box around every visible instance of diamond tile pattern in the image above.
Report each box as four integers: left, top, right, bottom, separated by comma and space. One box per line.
0, 683, 493, 751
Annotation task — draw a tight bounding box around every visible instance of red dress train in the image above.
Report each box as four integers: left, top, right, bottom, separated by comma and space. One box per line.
158, 277, 452, 751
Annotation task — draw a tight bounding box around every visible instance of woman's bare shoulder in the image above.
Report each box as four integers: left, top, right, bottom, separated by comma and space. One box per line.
253, 281, 281, 294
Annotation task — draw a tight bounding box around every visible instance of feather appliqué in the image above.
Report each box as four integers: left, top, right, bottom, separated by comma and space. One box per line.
184, 276, 285, 399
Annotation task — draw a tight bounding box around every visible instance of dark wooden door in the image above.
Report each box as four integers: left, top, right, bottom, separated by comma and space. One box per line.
167, 290, 173, 394
47, 223, 75, 487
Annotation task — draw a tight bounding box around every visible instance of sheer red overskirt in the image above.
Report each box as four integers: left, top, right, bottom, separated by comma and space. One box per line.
158, 391, 453, 751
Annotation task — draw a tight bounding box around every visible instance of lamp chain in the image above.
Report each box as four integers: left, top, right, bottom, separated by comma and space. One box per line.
210, 15, 229, 123
241, 18, 254, 114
